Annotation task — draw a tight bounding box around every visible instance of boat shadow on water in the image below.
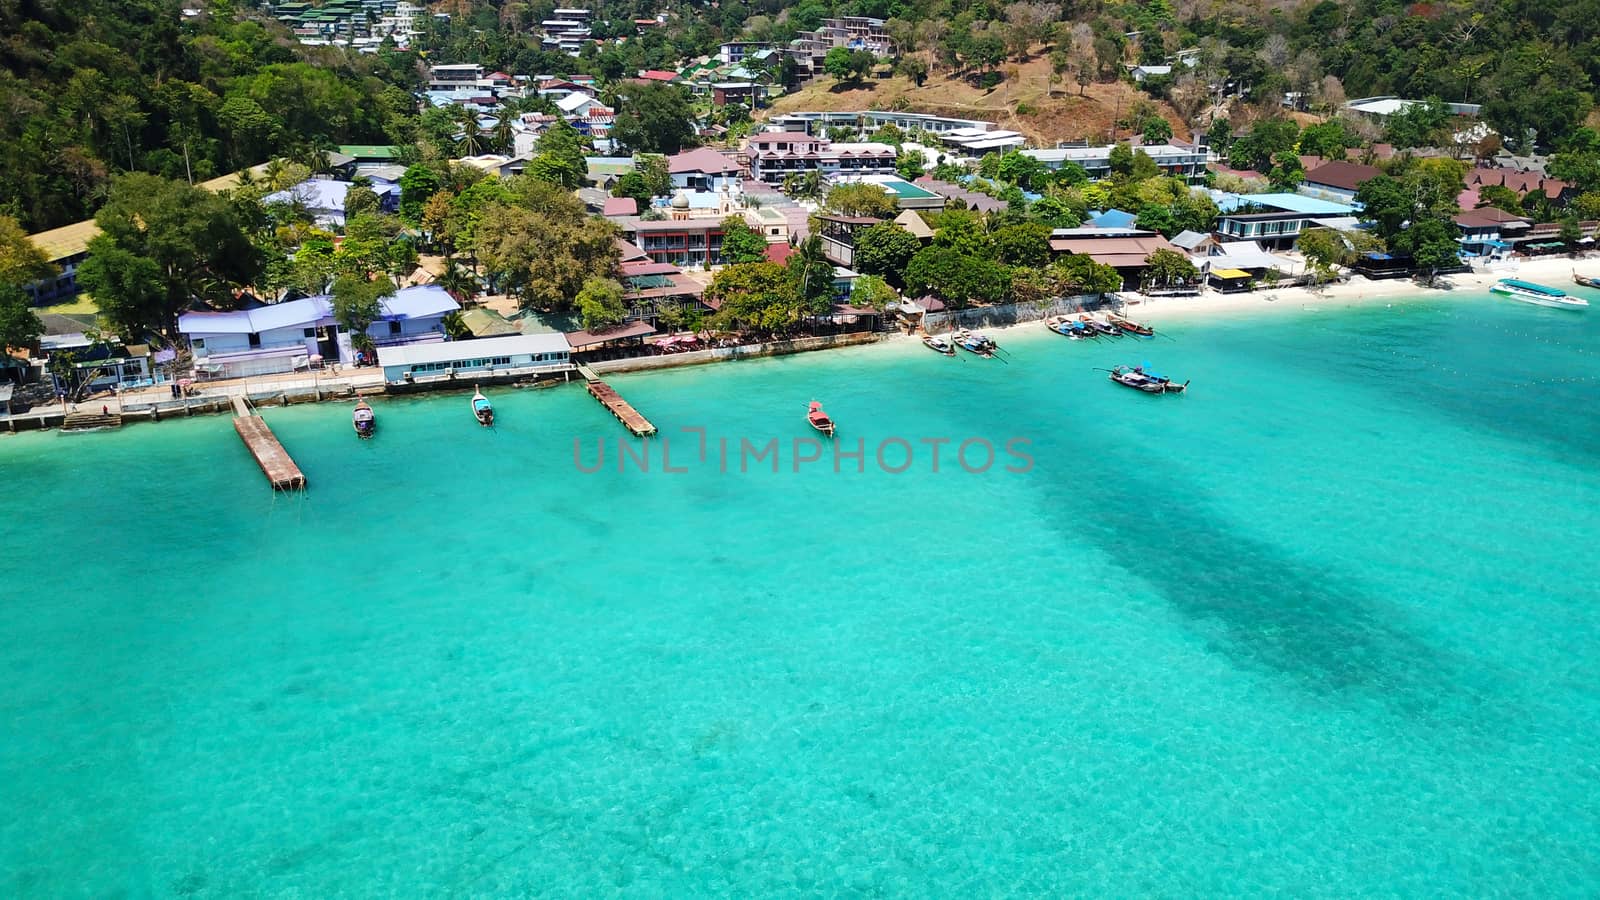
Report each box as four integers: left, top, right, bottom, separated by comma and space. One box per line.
987, 430, 1488, 716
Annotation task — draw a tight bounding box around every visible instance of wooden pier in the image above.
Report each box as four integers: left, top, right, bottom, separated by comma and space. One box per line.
579, 368, 657, 437
231, 395, 306, 490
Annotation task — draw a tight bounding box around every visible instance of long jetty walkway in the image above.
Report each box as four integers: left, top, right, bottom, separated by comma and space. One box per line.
231, 396, 306, 490
578, 364, 657, 437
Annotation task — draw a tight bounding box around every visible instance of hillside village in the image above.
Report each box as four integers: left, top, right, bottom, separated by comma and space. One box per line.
5, 0, 1600, 410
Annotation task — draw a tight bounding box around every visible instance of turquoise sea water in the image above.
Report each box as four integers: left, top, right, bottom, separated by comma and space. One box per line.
3, 292, 1599, 895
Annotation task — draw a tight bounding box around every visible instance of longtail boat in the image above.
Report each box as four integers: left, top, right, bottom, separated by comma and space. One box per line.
1573, 271, 1600, 289
1108, 365, 1188, 394
472, 386, 494, 426
953, 328, 998, 357
352, 396, 375, 438
807, 400, 836, 437
1080, 314, 1121, 336
922, 334, 956, 355
1106, 312, 1154, 336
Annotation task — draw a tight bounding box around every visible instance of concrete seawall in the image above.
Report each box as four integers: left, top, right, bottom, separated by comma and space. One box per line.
2, 332, 887, 434
587, 332, 885, 376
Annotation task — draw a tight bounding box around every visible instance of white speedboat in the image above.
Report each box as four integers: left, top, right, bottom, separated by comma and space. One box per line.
1490, 278, 1590, 310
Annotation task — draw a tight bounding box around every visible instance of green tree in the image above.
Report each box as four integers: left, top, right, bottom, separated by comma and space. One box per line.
996, 151, 1049, 190
78, 173, 261, 335
472, 201, 619, 311
1383, 98, 1451, 150
1229, 118, 1300, 171
990, 222, 1052, 267
575, 276, 628, 330
706, 261, 804, 334
1142, 117, 1174, 143
1296, 227, 1349, 282
848, 273, 897, 310
1298, 120, 1358, 160
895, 150, 926, 181
609, 82, 699, 154
787, 235, 836, 312
331, 272, 396, 353
0, 215, 57, 287
931, 210, 993, 257
1108, 143, 1135, 177
343, 185, 382, 222
904, 246, 1009, 307
824, 47, 874, 83
1268, 151, 1306, 191
533, 118, 590, 188
1142, 248, 1196, 289
1051, 253, 1123, 296
783, 171, 824, 201
720, 216, 769, 264
852, 223, 923, 285
399, 164, 443, 224
611, 171, 653, 208
825, 183, 896, 218
0, 284, 44, 351
1476, 185, 1524, 213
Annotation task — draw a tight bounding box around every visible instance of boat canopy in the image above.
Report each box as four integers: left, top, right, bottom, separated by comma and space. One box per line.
1500, 278, 1566, 295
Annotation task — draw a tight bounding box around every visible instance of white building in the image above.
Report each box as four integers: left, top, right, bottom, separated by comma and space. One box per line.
1022, 142, 1209, 183
378, 333, 573, 383
179, 286, 459, 378
938, 126, 1027, 155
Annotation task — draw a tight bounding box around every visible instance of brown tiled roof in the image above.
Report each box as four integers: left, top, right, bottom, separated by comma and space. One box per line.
1302, 160, 1382, 192
1454, 207, 1530, 229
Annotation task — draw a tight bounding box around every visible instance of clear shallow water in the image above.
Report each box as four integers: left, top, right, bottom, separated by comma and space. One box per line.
3, 293, 1599, 895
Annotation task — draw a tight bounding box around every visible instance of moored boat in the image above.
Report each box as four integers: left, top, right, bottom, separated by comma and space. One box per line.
1574, 271, 1600, 289
1080, 314, 1121, 336
472, 386, 494, 426
1045, 315, 1090, 339
807, 400, 836, 437
1491, 278, 1590, 310
922, 334, 957, 355
953, 328, 998, 357
1107, 365, 1188, 394
1106, 312, 1154, 336
352, 396, 375, 438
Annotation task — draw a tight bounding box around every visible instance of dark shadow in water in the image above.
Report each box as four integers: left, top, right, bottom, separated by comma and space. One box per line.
1019, 443, 1466, 713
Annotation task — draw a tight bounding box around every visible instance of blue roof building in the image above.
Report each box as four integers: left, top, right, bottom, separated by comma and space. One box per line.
264, 179, 400, 228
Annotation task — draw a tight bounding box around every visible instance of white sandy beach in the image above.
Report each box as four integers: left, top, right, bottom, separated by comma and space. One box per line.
961, 253, 1594, 341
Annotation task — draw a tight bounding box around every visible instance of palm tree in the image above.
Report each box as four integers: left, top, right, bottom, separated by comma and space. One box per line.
458, 114, 486, 156
437, 259, 478, 305
492, 110, 516, 155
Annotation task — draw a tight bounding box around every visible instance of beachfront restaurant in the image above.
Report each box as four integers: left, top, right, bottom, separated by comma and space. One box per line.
1208, 267, 1253, 293
378, 333, 574, 383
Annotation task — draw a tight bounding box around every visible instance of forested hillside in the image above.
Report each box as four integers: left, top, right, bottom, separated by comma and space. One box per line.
0, 0, 419, 231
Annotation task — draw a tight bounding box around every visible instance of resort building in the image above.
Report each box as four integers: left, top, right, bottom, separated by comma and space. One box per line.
1297, 161, 1381, 203
33, 333, 154, 394
767, 110, 993, 137
179, 286, 458, 378
815, 215, 884, 267
937, 127, 1028, 155
263, 179, 400, 229
793, 16, 894, 59
1048, 228, 1180, 290
540, 8, 591, 55
617, 217, 729, 269
1022, 142, 1209, 183
1454, 207, 1530, 259
745, 132, 896, 184
668, 148, 744, 192
1212, 193, 1358, 250
23, 220, 97, 304
378, 332, 573, 383
718, 41, 772, 65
